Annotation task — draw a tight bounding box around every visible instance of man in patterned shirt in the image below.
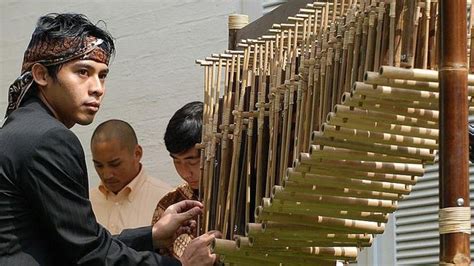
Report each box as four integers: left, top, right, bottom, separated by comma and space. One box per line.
152, 101, 203, 257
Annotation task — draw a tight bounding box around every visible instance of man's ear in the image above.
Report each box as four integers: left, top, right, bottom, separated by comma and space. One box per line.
135, 145, 143, 160
31, 63, 49, 87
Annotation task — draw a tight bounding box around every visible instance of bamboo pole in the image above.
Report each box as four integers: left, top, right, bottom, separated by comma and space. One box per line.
438, 1, 471, 263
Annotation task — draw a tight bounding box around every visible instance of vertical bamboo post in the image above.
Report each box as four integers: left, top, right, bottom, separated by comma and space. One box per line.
228, 14, 249, 50
439, 1, 471, 264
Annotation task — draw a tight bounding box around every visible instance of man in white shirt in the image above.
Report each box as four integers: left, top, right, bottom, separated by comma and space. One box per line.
89, 119, 171, 234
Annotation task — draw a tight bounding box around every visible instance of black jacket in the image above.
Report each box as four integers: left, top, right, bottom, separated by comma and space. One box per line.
0, 97, 179, 265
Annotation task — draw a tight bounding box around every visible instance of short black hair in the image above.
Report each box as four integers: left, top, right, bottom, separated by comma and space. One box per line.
28, 13, 115, 80
164, 101, 203, 154
91, 119, 138, 152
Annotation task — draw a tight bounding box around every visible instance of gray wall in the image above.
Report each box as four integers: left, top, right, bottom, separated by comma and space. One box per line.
0, 0, 262, 188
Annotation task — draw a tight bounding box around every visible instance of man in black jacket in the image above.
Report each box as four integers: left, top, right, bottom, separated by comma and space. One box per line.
0, 13, 216, 265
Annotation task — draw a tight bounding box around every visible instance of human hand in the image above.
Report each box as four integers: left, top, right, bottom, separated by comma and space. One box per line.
180, 231, 221, 266
152, 200, 203, 249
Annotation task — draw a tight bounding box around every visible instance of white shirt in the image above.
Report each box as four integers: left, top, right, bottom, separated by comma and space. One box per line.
90, 167, 171, 234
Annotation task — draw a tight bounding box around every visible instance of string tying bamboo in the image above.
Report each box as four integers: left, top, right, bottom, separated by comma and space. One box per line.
438, 207, 472, 235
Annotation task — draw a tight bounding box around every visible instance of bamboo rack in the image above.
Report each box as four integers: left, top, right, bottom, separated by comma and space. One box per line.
194, 0, 471, 264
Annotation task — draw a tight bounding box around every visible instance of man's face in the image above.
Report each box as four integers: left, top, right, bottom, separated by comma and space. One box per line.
92, 138, 142, 194
171, 146, 201, 189
42, 59, 109, 128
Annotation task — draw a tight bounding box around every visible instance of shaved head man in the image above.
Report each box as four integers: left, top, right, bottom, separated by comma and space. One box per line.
90, 119, 171, 234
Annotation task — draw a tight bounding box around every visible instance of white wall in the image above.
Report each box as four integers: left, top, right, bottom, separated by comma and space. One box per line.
0, 0, 262, 188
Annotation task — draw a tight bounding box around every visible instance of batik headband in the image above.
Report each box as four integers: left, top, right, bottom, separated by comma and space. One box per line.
5, 36, 111, 117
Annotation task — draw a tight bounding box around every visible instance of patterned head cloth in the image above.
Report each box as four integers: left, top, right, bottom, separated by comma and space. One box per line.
5, 35, 111, 117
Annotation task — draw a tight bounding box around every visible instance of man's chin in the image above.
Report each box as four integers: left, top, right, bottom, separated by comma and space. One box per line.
77, 115, 96, 125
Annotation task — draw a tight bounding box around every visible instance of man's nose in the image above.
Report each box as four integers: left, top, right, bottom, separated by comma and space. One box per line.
90, 75, 104, 97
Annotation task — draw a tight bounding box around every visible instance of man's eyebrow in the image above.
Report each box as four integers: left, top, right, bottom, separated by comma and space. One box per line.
73, 62, 109, 73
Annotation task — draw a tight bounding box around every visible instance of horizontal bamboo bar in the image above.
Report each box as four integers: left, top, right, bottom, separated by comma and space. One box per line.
255, 206, 386, 234
246, 223, 373, 245
343, 93, 441, 110
298, 153, 425, 176
246, 243, 360, 260
321, 123, 438, 150
310, 144, 420, 163
250, 235, 372, 248
343, 94, 440, 122
287, 167, 417, 185
265, 197, 389, 223
352, 82, 440, 104
327, 111, 439, 140
272, 186, 397, 213
249, 233, 373, 247
379, 66, 474, 84
262, 221, 363, 235
334, 105, 438, 129
283, 178, 403, 201
364, 71, 474, 96
285, 166, 411, 194
364, 71, 439, 92
312, 131, 436, 161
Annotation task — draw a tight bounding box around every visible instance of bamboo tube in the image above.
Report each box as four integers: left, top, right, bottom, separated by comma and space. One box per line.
288, 160, 412, 194
288, 163, 417, 184
283, 178, 403, 201
247, 240, 361, 260
345, 92, 441, 111
358, 15, 369, 81
344, 25, 356, 93
273, 185, 397, 213
373, 2, 385, 70
310, 144, 420, 163
267, 197, 390, 223
255, 206, 386, 234
388, 0, 396, 66
334, 104, 438, 129
251, 235, 372, 248
211, 238, 238, 254
339, 25, 349, 96
400, 0, 415, 68
262, 221, 366, 235
312, 131, 436, 161
380, 65, 474, 84
428, 1, 437, 69
351, 16, 363, 89
327, 111, 439, 140
364, 71, 438, 92
332, 24, 343, 108
322, 122, 438, 150
365, 8, 377, 72
422, 0, 431, 68
247, 223, 373, 244
352, 82, 440, 105
227, 45, 250, 238
343, 95, 440, 123
245, 43, 259, 229
298, 152, 424, 177
219, 55, 240, 238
